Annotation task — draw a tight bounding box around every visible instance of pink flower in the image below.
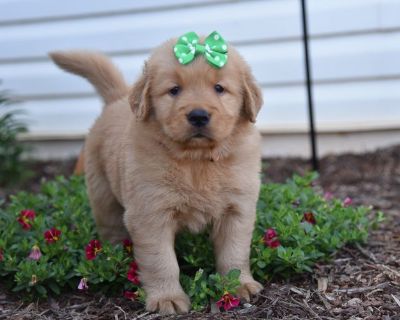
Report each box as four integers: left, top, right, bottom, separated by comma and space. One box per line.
123, 290, 138, 300
216, 292, 240, 311
44, 227, 61, 243
343, 197, 353, 207
85, 240, 102, 260
323, 191, 334, 201
17, 209, 36, 230
127, 261, 140, 285
28, 245, 42, 261
303, 212, 316, 225
0, 249, 3, 261
123, 239, 133, 254
78, 277, 89, 290
263, 228, 281, 248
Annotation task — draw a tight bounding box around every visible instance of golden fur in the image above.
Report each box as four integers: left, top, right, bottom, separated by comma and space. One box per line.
50, 38, 263, 314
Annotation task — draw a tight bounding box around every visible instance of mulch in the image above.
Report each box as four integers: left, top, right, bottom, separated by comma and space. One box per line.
1, 145, 400, 319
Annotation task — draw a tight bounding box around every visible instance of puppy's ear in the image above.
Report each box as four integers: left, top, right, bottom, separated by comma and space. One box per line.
242, 71, 263, 123
129, 64, 151, 120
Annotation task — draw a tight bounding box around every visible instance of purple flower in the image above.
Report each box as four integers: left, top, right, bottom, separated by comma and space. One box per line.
78, 277, 88, 290
323, 191, 334, 201
343, 197, 353, 207
28, 245, 42, 261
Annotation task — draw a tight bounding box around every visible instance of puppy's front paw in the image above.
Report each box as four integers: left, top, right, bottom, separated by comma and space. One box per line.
237, 280, 263, 301
146, 291, 190, 315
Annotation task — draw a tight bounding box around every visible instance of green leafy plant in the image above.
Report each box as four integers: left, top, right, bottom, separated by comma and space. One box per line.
0, 173, 382, 311
181, 268, 241, 311
251, 172, 375, 279
0, 91, 29, 186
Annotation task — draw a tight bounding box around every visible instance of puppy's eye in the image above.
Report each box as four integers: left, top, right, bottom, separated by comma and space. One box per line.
169, 86, 180, 96
214, 84, 225, 94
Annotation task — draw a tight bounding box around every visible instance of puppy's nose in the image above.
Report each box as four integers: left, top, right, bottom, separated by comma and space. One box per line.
187, 109, 210, 127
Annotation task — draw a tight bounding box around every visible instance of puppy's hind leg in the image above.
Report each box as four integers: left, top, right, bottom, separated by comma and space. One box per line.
86, 173, 129, 244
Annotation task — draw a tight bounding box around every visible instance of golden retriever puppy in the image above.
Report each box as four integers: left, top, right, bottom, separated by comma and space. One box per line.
50, 32, 263, 314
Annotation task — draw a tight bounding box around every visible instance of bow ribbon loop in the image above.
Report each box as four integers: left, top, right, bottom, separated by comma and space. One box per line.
174, 31, 228, 68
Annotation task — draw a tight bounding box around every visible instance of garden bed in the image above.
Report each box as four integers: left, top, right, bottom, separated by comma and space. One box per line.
1, 145, 399, 319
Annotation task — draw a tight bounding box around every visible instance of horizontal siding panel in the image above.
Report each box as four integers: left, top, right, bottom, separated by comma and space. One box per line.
0, 0, 399, 142
259, 80, 400, 130
4, 97, 103, 135
380, 0, 400, 29
0, 0, 220, 23
308, 0, 381, 35
4, 80, 400, 136
0, 42, 305, 97
0, 0, 395, 62
0, 1, 301, 61
2, 31, 399, 98
1, 55, 148, 97
310, 31, 400, 81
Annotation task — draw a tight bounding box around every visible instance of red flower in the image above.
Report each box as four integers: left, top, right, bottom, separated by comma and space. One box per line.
28, 245, 42, 261
44, 227, 61, 243
123, 239, 133, 254
263, 228, 280, 248
343, 197, 353, 207
17, 209, 36, 230
303, 212, 316, 225
78, 277, 89, 290
123, 290, 138, 300
216, 292, 240, 311
0, 249, 3, 261
85, 240, 102, 260
127, 261, 140, 285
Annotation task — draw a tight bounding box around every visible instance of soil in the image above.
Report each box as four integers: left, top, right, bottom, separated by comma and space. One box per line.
1, 145, 399, 319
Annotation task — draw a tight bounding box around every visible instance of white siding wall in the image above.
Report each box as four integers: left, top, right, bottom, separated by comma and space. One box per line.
0, 0, 399, 156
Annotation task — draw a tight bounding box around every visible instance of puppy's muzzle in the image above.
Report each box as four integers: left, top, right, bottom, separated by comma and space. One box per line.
187, 109, 210, 127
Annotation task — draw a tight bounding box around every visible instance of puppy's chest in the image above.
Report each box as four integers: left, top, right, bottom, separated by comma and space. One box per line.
166, 163, 233, 229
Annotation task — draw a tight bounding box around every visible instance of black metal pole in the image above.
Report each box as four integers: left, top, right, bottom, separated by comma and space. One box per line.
300, 0, 319, 171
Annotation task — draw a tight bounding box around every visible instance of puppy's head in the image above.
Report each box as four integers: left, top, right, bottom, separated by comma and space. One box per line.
129, 37, 262, 157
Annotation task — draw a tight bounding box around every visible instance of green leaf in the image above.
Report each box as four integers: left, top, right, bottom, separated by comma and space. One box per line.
47, 281, 61, 295
35, 285, 47, 297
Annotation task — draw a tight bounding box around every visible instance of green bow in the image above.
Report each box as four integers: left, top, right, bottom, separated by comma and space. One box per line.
173, 31, 228, 68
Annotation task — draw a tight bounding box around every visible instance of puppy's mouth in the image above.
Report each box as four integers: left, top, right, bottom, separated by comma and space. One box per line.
189, 130, 212, 141
182, 129, 215, 147
192, 133, 208, 139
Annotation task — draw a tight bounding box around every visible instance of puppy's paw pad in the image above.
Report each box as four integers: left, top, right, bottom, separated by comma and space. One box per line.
146, 293, 190, 315
237, 280, 263, 301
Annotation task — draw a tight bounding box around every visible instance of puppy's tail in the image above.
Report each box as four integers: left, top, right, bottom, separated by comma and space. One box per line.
49, 51, 128, 104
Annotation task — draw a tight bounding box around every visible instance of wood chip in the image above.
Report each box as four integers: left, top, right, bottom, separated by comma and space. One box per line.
333, 282, 390, 294
345, 298, 362, 308
379, 264, 400, 279
290, 286, 307, 296
355, 243, 378, 263
392, 294, 400, 308
318, 277, 329, 292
